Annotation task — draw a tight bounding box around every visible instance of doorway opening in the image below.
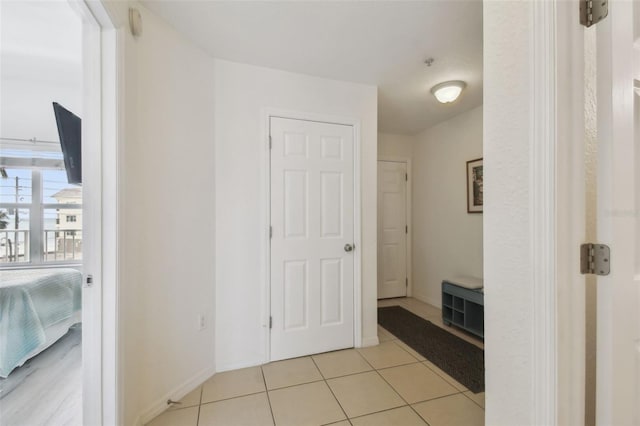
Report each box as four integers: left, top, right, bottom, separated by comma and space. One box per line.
374, 2, 485, 419
0, 1, 109, 423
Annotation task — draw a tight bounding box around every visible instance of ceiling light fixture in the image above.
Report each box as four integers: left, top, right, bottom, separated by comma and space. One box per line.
431, 80, 466, 104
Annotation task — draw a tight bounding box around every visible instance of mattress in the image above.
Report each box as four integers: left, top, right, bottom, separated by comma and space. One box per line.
0, 268, 82, 378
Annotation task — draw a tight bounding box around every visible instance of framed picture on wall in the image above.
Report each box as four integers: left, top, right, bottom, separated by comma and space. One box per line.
467, 158, 483, 213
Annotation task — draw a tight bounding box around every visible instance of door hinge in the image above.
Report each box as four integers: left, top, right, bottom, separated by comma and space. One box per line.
405, 225, 408, 234
405, 277, 408, 287
268, 135, 272, 149
269, 226, 273, 239
269, 316, 273, 329
580, 0, 608, 28
405, 173, 408, 181
580, 243, 610, 275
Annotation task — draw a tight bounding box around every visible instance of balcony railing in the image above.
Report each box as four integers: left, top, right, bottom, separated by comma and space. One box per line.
0, 229, 82, 264
0, 230, 29, 263
44, 229, 82, 262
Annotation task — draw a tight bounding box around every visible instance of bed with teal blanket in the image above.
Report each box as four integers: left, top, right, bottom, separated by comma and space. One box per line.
0, 268, 82, 378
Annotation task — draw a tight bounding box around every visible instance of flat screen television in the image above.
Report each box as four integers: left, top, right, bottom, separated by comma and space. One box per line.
52, 102, 82, 185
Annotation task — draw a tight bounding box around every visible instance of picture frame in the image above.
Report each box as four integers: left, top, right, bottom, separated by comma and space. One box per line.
466, 158, 483, 213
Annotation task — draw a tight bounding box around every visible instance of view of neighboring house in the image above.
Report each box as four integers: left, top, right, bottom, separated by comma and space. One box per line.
50, 187, 82, 261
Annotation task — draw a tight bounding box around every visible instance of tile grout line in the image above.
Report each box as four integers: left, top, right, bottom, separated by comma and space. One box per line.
352, 349, 376, 371
195, 386, 203, 426
310, 356, 350, 424
199, 389, 267, 407
260, 366, 277, 426
372, 366, 431, 425
265, 377, 326, 392
412, 390, 467, 405
379, 299, 485, 418
419, 360, 470, 393
355, 337, 439, 424
367, 330, 481, 424
347, 404, 433, 426
320, 366, 379, 381
460, 390, 485, 410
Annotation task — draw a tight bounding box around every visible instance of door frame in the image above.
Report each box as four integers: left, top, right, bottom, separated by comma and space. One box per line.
262, 109, 363, 362
530, 1, 587, 424
377, 157, 412, 298
75, 0, 121, 424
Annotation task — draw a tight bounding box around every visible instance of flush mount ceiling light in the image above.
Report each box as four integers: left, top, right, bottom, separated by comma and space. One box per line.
431, 80, 467, 104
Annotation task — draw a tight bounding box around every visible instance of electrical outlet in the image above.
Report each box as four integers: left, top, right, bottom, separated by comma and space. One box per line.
198, 314, 206, 330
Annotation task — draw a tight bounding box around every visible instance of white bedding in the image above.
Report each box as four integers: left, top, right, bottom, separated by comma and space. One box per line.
0, 268, 82, 378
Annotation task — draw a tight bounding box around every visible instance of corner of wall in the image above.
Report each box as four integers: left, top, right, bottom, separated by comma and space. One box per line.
137, 365, 216, 425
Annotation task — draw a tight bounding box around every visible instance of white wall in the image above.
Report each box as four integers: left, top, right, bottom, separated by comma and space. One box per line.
0, 1, 82, 141
484, 2, 533, 424
411, 106, 483, 306
378, 132, 414, 158
214, 58, 378, 371
103, 3, 216, 424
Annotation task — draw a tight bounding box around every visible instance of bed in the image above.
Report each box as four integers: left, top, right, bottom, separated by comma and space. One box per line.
0, 268, 82, 378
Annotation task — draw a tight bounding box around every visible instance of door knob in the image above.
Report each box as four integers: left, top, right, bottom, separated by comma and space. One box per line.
344, 244, 354, 252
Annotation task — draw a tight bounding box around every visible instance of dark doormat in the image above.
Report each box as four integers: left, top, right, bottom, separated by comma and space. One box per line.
378, 306, 485, 393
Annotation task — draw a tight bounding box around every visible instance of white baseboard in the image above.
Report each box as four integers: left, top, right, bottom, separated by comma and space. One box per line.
412, 291, 441, 309
360, 335, 380, 347
137, 365, 216, 425
215, 358, 264, 373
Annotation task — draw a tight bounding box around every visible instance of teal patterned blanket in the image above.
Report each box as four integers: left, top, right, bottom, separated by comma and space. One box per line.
0, 268, 81, 378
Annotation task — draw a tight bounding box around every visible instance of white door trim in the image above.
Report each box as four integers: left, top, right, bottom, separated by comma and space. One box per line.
262, 108, 362, 362
377, 157, 412, 298
530, 1, 586, 424
530, 1, 558, 423
78, 1, 121, 424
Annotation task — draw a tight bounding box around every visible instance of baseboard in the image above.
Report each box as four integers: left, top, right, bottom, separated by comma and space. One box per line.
360, 335, 380, 347
138, 365, 216, 425
412, 291, 441, 309
215, 358, 264, 373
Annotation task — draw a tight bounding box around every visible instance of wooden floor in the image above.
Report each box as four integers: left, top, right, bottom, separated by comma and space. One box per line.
0, 325, 82, 426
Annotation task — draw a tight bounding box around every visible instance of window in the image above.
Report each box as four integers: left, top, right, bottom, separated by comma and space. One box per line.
0, 167, 82, 265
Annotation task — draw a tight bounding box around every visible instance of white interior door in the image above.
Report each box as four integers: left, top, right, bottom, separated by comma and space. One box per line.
270, 117, 355, 361
377, 161, 407, 299
78, 3, 102, 424
595, 2, 640, 424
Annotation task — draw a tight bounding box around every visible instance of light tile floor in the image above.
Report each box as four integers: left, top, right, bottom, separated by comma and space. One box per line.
148, 298, 485, 426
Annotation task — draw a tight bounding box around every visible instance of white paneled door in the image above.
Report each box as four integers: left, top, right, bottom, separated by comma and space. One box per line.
270, 117, 355, 361
377, 161, 407, 299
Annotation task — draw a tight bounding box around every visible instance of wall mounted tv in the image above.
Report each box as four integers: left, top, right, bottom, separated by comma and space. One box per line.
52, 102, 82, 185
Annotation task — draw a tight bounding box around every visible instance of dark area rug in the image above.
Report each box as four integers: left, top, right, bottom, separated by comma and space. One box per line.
378, 306, 485, 393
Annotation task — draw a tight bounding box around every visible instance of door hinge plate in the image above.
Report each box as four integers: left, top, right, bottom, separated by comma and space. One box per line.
269, 226, 272, 239
268, 135, 272, 149
269, 316, 273, 329
580, 243, 610, 275
405, 277, 408, 287
405, 225, 408, 234
580, 0, 608, 28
